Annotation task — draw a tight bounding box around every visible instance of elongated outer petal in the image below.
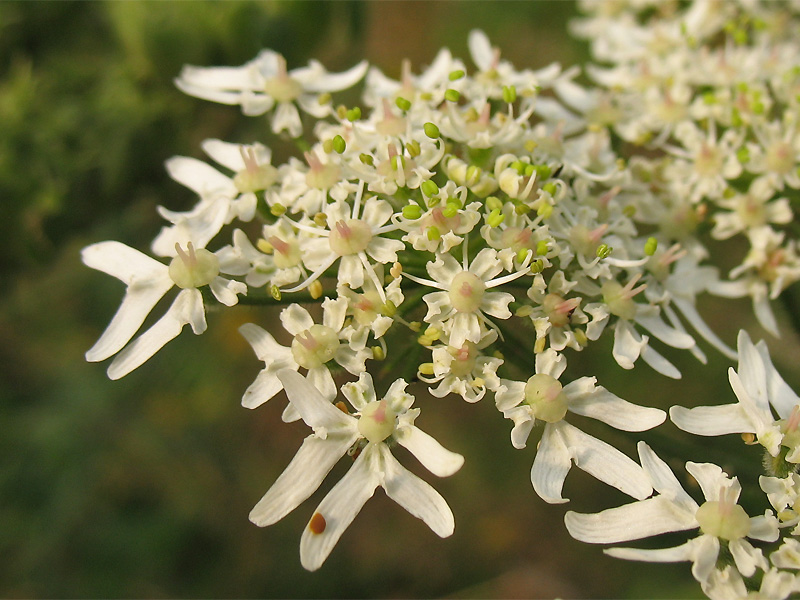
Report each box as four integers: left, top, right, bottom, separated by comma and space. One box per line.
242, 367, 294, 410
736, 330, 769, 412
300, 60, 369, 93
468, 29, 494, 72
640, 344, 682, 379
604, 538, 705, 569
673, 297, 737, 360
565, 377, 666, 432
299, 444, 382, 571
636, 312, 696, 349
637, 442, 697, 508
107, 288, 205, 380
669, 404, 755, 436
277, 369, 354, 433
396, 425, 465, 478
249, 433, 358, 527
532, 421, 653, 504
83, 243, 173, 362
565, 496, 698, 544
165, 156, 237, 197
381, 444, 455, 537
756, 340, 800, 419
239, 323, 292, 363
612, 321, 647, 370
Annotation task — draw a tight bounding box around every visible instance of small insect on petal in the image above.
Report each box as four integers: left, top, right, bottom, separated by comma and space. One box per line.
309, 512, 326, 534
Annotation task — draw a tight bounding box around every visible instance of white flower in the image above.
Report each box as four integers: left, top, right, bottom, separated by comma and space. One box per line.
565, 442, 779, 584
175, 50, 367, 137
494, 349, 665, 503
83, 236, 246, 380
248, 369, 464, 571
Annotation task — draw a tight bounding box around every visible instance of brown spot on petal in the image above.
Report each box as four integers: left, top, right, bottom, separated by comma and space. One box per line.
309, 512, 326, 534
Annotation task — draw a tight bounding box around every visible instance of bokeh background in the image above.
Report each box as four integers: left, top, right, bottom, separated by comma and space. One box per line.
3, 2, 799, 597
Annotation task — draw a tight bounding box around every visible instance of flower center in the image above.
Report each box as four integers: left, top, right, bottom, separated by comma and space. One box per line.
449, 342, 477, 377
524, 373, 568, 423
766, 141, 793, 175
168, 242, 219, 289
234, 147, 278, 193
543, 294, 580, 328
694, 143, 723, 177
500, 227, 537, 255
448, 271, 485, 313
329, 219, 373, 256
602, 275, 646, 321
352, 291, 381, 327
357, 399, 397, 443
269, 235, 301, 269
305, 151, 341, 190
695, 487, 750, 541
263, 55, 302, 103
290, 324, 339, 369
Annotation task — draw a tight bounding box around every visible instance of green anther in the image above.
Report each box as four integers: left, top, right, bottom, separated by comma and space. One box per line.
332, 135, 346, 154
466, 165, 482, 184
449, 69, 465, 81
536, 240, 548, 256
753, 101, 765, 114
346, 107, 361, 121
542, 182, 558, 196
418, 362, 435, 375
486, 196, 503, 212
524, 164, 535, 177
644, 237, 658, 256
530, 259, 544, 274
511, 160, 526, 174
514, 203, 531, 215
723, 187, 736, 199
502, 85, 517, 104
487, 208, 504, 228
731, 108, 743, 128
314, 212, 328, 227
703, 91, 717, 105
737, 82, 749, 93
421, 180, 440, 197
270, 285, 282, 301
322, 139, 335, 153
270, 203, 287, 217
372, 346, 386, 361
515, 305, 534, 317
424, 326, 441, 341
537, 203, 553, 219
391, 155, 405, 171
424, 122, 440, 138
596, 244, 612, 259
623, 205, 637, 218
444, 89, 461, 102
446, 196, 462, 209
336, 105, 348, 119
359, 153, 374, 166
443, 204, 459, 218
396, 96, 412, 111
406, 140, 421, 157
736, 147, 750, 164
532, 164, 552, 179
402, 204, 422, 220
318, 92, 332, 105
733, 28, 747, 45
381, 300, 397, 317
427, 226, 441, 241
516, 248, 530, 263
426, 195, 441, 208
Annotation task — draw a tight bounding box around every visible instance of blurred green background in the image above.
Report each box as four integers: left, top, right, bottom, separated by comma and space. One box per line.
3, 1, 796, 597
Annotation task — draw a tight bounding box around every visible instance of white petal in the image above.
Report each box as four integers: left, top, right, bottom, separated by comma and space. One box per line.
396, 425, 464, 477
468, 29, 494, 72
612, 320, 646, 370
107, 288, 204, 380
604, 539, 699, 565
82, 241, 169, 284
239, 323, 291, 363
531, 422, 572, 503
277, 369, 354, 432
381, 445, 455, 537
640, 344, 682, 379
730, 539, 766, 578
241, 367, 293, 410
480, 291, 514, 319
635, 312, 696, 349
301, 60, 368, 92
565, 496, 698, 544
249, 433, 357, 527
565, 377, 666, 431
165, 156, 236, 196
494, 380, 525, 412
280, 304, 314, 335
669, 404, 755, 436
209, 276, 246, 306
299, 444, 382, 571
366, 237, 404, 264
637, 442, 697, 508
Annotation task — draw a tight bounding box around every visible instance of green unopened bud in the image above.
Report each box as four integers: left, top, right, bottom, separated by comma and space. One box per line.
424, 122, 440, 139
449, 69, 465, 81
396, 96, 412, 111
372, 346, 386, 361
359, 153, 374, 166
270, 285, 282, 301
421, 180, 440, 197
402, 204, 422, 220
502, 85, 517, 103
444, 89, 461, 102
536, 240, 548, 256
406, 140, 421, 157
596, 244, 612, 259
346, 107, 361, 121
322, 139, 334, 154
644, 237, 658, 256
332, 135, 346, 154
427, 226, 441, 241
487, 208, 504, 227
486, 196, 503, 212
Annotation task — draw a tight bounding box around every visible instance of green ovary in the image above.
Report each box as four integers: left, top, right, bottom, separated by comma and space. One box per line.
524, 373, 568, 423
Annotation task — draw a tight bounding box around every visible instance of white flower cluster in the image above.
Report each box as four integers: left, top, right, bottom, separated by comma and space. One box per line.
81, 2, 800, 592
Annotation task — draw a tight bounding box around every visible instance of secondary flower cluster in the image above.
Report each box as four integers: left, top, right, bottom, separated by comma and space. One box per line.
82, 2, 800, 593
